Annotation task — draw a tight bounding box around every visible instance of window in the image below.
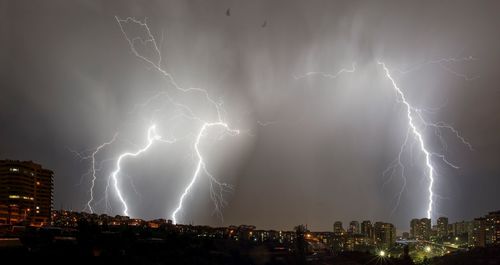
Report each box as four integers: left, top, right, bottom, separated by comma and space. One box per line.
9, 168, 19, 172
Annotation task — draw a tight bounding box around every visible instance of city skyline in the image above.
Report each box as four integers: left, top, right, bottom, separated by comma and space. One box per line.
2, 0, 500, 231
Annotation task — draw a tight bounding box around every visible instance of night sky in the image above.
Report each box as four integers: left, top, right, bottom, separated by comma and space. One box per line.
1, 0, 500, 231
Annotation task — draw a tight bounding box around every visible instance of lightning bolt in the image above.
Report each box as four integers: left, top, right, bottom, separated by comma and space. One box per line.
86, 133, 118, 213
294, 59, 473, 220
108, 125, 170, 216
171, 122, 239, 224
294, 63, 356, 80
391, 56, 479, 81
378, 61, 473, 219
81, 15, 474, 223
77, 17, 240, 222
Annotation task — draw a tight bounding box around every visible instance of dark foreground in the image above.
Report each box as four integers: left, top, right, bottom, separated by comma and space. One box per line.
1, 225, 499, 265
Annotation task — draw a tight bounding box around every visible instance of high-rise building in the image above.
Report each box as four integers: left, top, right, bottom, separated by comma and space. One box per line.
437, 217, 449, 239
451, 221, 471, 237
409, 218, 431, 240
420, 218, 432, 240
361, 220, 373, 240
334, 221, 344, 235
485, 211, 500, 245
374, 222, 396, 248
410, 219, 419, 239
0, 160, 53, 225
447, 223, 453, 236
471, 217, 487, 247
349, 221, 360, 235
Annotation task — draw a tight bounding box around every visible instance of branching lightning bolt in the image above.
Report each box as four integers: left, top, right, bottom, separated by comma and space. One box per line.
294, 58, 473, 220
108, 125, 170, 216
78, 14, 476, 224
378, 61, 473, 219
80, 17, 240, 222
171, 122, 239, 224
294, 63, 356, 80
379, 62, 436, 219
392, 56, 479, 81
86, 133, 118, 213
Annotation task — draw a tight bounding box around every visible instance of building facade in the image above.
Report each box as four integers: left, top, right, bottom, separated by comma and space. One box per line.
0, 160, 53, 225
373, 222, 396, 248
410, 218, 432, 240
437, 217, 449, 238
348, 221, 360, 235
486, 211, 500, 245
334, 221, 344, 235
361, 220, 374, 241
471, 217, 487, 247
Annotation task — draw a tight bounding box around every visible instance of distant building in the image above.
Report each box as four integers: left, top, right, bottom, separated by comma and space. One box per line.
402, 232, 410, 240
420, 218, 432, 240
437, 217, 449, 239
410, 218, 431, 240
451, 220, 471, 237
0, 160, 53, 225
410, 218, 419, 239
471, 217, 487, 247
334, 221, 344, 235
485, 211, 500, 245
447, 223, 453, 236
349, 221, 360, 235
361, 220, 374, 240
374, 222, 396, 248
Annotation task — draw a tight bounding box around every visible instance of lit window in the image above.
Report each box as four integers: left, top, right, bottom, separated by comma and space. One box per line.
36, 181, 40, 185
36, 206, 40, 210
8, 195, 20, 199
9, 168, 19, 172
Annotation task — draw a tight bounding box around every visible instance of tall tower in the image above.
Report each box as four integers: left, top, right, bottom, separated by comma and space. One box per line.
0, 160, 54, 226
437, 217, 449, 239
374, 222, 396, 248
349, 221, 360, 234
361, 220, 374, 241
334, 221, 344, 235
420, 218, 432, 240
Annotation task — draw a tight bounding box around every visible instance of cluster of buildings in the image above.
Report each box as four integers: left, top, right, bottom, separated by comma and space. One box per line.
1, 159, 500, 254
51, 209, 299, 245
407, 213, 500, 248
328, 220, 396, 252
